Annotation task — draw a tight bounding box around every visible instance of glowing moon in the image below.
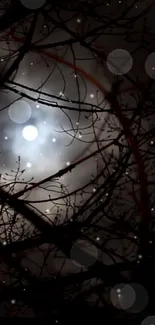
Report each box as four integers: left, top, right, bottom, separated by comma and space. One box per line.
8, 100, 31, 124
22, 125, 38, 141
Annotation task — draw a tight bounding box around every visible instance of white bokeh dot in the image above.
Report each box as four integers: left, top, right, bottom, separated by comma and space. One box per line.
11, 299, 16, 304
20, 0, 46, 10
3, 241, 7, 246
141, 316, 155, 325
107, 49, 133, 75
70, 239, 98, 268
26, 162, 32, 168
8, 100, 31, 124
145, 53, 155, 79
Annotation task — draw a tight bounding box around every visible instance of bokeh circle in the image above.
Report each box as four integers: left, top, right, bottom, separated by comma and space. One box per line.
145, 53, 155, 79
141, 316, 155, 325
110, 283, 136, 310
20, 0, 46, 10
106, 49, 133, 75
70, 239, 98, 268
126, 283, 149, 313
8, 100, 31, 124
110, 283, 148, 313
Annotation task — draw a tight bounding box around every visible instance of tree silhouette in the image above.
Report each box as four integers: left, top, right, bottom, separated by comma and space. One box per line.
0, 0, 155, 322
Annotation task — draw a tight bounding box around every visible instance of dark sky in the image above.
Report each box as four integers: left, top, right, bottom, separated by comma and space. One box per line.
0, 0, 155, 318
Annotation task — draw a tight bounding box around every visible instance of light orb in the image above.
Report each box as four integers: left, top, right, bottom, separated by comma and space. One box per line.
70, 239, 98, 268
20, 0, 46, 10
145, 52, 155, 79
22, 125, 38, 142
107, 49, 133, 75
26, 162, 32, 168
8, 100, 31, 124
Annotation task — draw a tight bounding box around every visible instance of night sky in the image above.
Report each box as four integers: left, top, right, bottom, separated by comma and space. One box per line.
0, 0, 155, 320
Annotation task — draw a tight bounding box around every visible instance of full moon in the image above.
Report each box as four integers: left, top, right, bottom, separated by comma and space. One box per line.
22, 125, 38, 141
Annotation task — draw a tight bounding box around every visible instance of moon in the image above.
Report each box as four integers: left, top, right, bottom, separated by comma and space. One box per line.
22, 125, 38, 142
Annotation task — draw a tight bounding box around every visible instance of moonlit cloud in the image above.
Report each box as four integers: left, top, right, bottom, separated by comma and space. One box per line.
0, 29, 112, 220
